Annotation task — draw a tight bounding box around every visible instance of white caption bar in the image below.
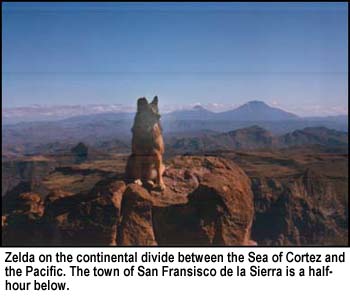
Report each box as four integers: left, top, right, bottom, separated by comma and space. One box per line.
0, 247, 349, 297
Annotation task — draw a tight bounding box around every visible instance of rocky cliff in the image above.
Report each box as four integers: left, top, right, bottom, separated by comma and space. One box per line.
251, 168, 348, 245
2, 156, 255, 246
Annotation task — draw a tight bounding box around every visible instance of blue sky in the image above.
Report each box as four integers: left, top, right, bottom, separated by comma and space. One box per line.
2, 2, 348, 115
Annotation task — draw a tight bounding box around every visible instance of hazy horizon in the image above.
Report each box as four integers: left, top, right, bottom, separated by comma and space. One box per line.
2, 2, 348, 116
2, 100, 348, 121
2, 98, 348, 117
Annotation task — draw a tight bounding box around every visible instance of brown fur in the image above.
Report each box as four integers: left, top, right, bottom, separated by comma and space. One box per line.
125, 96, 166, 190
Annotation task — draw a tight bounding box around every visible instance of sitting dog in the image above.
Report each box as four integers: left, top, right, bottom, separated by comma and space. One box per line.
125, 96, 166, 191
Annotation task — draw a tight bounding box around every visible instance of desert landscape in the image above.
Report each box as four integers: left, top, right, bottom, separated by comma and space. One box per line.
2, 101, 348, 246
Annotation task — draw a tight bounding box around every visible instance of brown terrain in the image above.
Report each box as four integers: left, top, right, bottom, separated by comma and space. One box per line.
2, 142, 348, 246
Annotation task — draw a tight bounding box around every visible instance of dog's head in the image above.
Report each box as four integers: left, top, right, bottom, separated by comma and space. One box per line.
137, 96, 159, 114
135, 96, 160, 127
137, 96, 160, 121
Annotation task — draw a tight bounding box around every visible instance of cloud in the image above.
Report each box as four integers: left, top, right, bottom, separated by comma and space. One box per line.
286, 104, 348, 116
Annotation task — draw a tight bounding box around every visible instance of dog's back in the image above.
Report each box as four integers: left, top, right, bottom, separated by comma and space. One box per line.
125, 96, 165, 189
131, 110, 164, 155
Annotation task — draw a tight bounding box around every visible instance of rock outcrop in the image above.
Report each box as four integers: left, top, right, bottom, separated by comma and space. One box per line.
151, 156, 254, 245
2, 178, 126, 246
119, 156, 254, 246
2, 192, 46, 246
119, 156, 255, 246
44, 178, 126, 246
71, 142, 89, 163
4, 153, 345, 246
118, 184, 157, 246
251, 168, 348, 245
2, 156, 255, 246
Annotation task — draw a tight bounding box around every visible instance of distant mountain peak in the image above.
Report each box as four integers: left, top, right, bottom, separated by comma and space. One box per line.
192, 104, 207, 111
239, 100, 272, 109
245, 100, 267, 105
219, 100, 299, 121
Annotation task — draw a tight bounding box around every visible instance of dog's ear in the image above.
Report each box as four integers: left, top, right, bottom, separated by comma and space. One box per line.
137, 97, 148, 111
151, 96, 158, 106
150, 96, 159, 113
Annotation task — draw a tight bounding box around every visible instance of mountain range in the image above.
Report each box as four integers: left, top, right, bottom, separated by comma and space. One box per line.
3, 100, 347, 124
163, 100, 299, 122
3, 124, 348, 160
166, 126, 348, 155
162, 101, 347, 133
2, 100, 348, 158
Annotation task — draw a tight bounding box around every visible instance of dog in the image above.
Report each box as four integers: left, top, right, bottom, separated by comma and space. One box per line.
125, 96, 166, 191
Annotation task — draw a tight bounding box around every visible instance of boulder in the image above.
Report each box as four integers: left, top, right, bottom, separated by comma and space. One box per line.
118, 184, 157, 246
152, 156, 254, 245
3, 192, 46, 246
44, 178, 126, 246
